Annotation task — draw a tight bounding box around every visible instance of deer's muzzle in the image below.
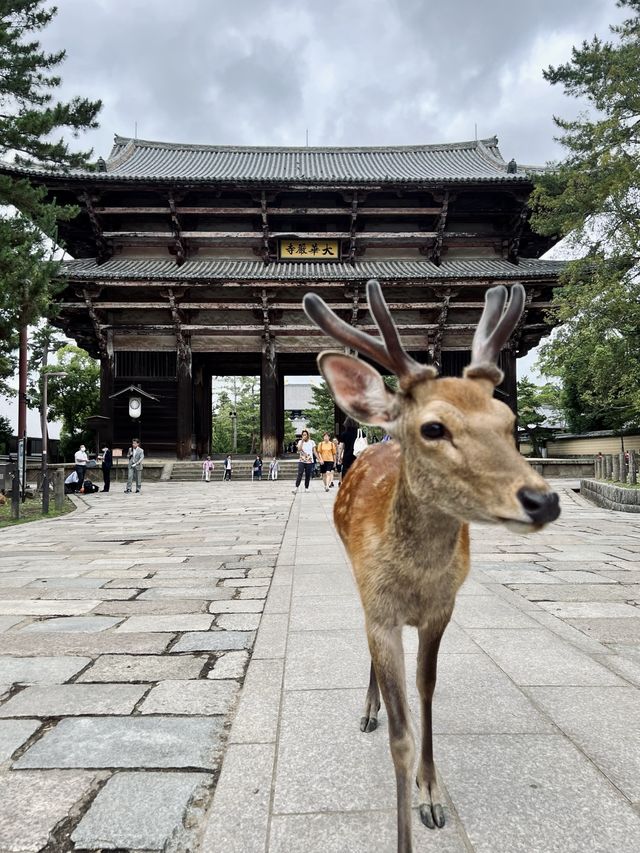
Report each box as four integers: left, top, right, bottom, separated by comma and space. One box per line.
516, 488, 561, 525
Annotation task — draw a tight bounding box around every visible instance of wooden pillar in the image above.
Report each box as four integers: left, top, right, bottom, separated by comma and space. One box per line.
100, 353, 115, 446
275, 367, 285, 455
176, 339, 193, 460
261, 338, 279, 458
193, 364, 212, 457
334, 404, 345, 438
498, 348, 518, 415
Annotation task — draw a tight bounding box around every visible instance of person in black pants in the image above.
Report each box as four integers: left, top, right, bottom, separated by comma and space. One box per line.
101, 446, 113, 492
292, 429, 317, 493
338, 417, 359, 483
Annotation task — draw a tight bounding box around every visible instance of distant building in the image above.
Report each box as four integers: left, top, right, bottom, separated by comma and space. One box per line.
284, 379, 317, 436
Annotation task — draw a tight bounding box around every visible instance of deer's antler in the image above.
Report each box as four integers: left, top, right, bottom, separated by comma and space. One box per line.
303, 279, 437, 390
464, 283, 525, 385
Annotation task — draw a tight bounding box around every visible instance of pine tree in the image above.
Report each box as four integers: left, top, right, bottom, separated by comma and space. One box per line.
0, 1, 102, 400
531, 0, 640, 429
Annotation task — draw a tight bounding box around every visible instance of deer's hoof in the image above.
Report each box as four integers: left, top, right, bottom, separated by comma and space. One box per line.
359, 715, 378, 733
419, 802, 445, 829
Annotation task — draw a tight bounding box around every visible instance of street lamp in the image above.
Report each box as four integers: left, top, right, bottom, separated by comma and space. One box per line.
230, 410, 237, 453
41, 371, 67, 514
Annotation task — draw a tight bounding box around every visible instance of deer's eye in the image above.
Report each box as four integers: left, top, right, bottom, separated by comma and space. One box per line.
420, 422, 445, 440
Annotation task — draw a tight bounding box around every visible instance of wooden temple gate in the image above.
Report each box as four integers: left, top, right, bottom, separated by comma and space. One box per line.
2, 135, 562, 458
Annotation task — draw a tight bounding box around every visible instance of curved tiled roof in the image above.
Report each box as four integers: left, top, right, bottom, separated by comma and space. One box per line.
0, 136, 536, 184
61, 257, 564, 282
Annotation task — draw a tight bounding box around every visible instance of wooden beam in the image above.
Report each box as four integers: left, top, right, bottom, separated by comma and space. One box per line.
60, 299, 555, 311
100, 322, 550, 336
94, 205, 444, 216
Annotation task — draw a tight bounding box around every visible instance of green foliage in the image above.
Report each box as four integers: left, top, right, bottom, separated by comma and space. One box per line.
38, 345, 99, 458
517, 379, 562, 456
0, 0, 102, 391
537, 261, 640, 432
531, 1, 640, 432
211, 377, 260, 454
0, 414, 11, 453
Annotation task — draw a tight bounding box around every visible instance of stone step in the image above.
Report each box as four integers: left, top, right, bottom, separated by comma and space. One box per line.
169, 460, 304, 481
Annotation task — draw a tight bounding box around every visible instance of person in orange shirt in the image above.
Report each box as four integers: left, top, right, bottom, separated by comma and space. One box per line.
317, 431, 337, 492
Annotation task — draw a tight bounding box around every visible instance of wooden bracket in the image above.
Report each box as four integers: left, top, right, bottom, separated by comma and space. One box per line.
79, 191, 112, 263
168, 191, 188, 266
348, 192, 359, 264
430, 191, 450, 266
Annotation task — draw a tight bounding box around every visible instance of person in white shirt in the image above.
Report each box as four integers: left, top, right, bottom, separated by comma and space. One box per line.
74, 444, 88, 485
292, 430, 318, 493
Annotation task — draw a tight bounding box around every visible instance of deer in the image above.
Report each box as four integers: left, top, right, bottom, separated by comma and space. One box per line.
302, 279, 560, 853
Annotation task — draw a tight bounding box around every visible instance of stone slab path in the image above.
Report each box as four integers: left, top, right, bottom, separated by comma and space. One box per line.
1, 480, 640, 851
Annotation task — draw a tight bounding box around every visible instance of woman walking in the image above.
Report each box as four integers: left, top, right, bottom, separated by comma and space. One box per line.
292, 429, 317, 494
252, 455, 263, 481
202, 455, 215, 482
317, 432, 337, 492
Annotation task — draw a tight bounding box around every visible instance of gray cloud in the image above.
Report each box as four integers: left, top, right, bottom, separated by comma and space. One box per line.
40, 0, 623, 164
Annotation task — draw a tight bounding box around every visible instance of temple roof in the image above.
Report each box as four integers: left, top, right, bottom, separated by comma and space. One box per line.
1, 135, 539, 185
62, 256, 563, 282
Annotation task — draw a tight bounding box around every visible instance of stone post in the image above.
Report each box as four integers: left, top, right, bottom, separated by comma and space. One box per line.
612, 454, 620, 482
54, 469, 65, 511
594, 456, 601, 479
620, 452, 627, 484
605, 455, 613, 479
629, 451, 637, 485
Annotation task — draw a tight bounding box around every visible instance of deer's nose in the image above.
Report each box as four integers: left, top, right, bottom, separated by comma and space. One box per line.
517, 488, 560, 525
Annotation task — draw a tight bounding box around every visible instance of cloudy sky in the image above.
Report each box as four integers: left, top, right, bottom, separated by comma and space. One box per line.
41, 0, 622, 166
2, 0, 625, 431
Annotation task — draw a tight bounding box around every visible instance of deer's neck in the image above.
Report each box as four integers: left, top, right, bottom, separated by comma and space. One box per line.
390, 462, 462, 569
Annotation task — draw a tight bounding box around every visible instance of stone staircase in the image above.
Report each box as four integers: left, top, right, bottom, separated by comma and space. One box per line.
168, 458, 302, 481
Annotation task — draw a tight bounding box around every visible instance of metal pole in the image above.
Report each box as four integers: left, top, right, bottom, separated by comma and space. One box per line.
42, 374, 49, 514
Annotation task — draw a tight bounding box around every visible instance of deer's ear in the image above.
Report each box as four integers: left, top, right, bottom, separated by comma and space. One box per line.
318, 352, 401, 427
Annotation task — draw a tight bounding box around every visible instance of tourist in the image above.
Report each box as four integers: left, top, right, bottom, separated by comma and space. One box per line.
224, 454, 232, 481
292, 429, 317, 493
202, 455, 215, 482
252, 455, 263, 481
100, 445, 112, 492
125, 438, 144, 493
337, 417, 359, 483
317, 431, 337, 492
269, 457, 279, 480
74, 443, 88, 485
64, 470, 80, 494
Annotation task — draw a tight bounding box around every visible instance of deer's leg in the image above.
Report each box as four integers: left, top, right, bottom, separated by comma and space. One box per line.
369, 625, 414, 853
360, 660, 381, 733
416, 626, 446, 829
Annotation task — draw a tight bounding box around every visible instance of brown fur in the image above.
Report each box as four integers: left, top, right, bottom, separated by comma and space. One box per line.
307, 282, 559, 852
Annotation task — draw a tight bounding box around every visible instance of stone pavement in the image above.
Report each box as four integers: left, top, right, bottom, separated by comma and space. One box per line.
1, 480, 640, 851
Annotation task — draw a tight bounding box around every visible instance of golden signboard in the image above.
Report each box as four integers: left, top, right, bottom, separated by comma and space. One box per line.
278, 239, 340, 261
